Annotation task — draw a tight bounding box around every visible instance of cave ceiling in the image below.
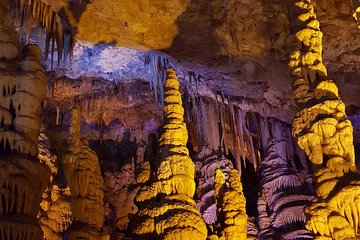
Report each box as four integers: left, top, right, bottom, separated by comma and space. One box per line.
28, 0, 360, 122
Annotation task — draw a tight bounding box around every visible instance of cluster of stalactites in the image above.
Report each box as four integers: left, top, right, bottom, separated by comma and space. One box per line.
289, 0, 360, 239
185, 93, 260, 174
8, 0, 75, 65
62, 108, 105, 240
133, 68, 207, 240
209, 169, 248, 240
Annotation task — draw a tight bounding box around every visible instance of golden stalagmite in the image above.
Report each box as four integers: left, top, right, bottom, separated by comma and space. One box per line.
212, 169, 248, 240
62, 108, 105, 240
288, 0, 360, 239
133, 68, 207, 240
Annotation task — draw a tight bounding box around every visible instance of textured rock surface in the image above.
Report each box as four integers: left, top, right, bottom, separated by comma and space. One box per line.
212, 169, 248, 240
195, 148, 234, 226
62, 108, 105, 239
38, 129, 73, 240
103, 163, 139, 232
260, 139, 315, 239
288, 0, 360, 239
132, 68, 207, 240
0, 3, 50, 238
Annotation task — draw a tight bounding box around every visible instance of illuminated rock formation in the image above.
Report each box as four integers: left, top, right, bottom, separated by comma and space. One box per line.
0, 2, 50, 238
195, 147, 234, 226
132, 68, 207, 239
213, 168, 248, 240
260, 139, 315, 239
62, 108, 105, 240
288, 0, 360, 239
38, 129, 72, 240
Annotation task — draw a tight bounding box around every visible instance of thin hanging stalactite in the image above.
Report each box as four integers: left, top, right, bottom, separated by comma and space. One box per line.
9, 0, 74, 65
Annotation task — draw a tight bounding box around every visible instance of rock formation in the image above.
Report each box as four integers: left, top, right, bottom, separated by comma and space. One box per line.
195, 147, 234, 226
0, 1, 50, 238
103, 162, 139, 232
132, 68, 207, 239
210, 168, 248, 240
288, 0, 360, 239
38, 129, 72, 240
259, 139, 315, 239
62, 108, 105, 239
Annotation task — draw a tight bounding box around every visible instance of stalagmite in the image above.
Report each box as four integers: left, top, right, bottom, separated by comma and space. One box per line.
132, 68, 207, 240
288, 0, 360, 239
62, 108, 105, 240
38, 129, 72, 240
213, 169, 249, 240
195, 147, 234, 226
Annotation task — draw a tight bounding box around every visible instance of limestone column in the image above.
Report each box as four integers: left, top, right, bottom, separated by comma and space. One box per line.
210, 169, 248, 240
288, 0, 360, 239
62, 108, 105, 239
132, 68, 207, 240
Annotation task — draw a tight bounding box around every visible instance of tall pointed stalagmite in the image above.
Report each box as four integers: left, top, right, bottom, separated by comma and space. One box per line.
288, 0, 360, 239
211, 169, 248, 240
133, 68, 207, 239
62, 108, 105, 239
0, 1, 51, 239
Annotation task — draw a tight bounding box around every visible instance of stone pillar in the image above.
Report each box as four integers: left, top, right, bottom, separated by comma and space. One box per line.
288, 1, 360, 239
0, 2, 50, 238
132, 68, 207, 240
62, 108, 105, 239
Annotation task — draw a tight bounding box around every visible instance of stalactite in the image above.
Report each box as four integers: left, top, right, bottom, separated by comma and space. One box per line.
288, 1, 360, 239
62, 108, 105, 240
56, 106, 60, 125
237, 110, 247, 168
213, 169, 249, 240
9, 0, 74, 65
144, 54, 169, 106
229, 101, 241, 172
132, 68, 207, 240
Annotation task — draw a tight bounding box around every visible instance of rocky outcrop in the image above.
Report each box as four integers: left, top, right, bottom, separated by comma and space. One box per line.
132, 68, 207, 239
62, 108, 105, 239
288, 0, 360, 239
